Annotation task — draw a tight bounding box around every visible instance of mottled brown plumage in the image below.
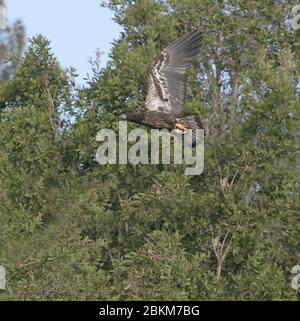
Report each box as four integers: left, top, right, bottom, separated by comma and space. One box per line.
119, 30, 204, 146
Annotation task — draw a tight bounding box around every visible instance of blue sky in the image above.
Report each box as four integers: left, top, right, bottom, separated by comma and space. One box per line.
6, 0, 122, 83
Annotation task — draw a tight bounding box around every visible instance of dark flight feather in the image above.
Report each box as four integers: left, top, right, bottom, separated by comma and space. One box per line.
145, 30, 203, 115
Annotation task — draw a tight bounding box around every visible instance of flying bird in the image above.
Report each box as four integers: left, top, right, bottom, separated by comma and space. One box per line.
119, 30, 204, 147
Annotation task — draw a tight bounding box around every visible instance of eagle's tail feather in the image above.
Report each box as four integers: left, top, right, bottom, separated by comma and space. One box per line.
174, 115, 204, 147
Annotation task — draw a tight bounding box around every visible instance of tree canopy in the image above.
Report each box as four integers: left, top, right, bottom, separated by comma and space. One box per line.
0, 0, 299, 300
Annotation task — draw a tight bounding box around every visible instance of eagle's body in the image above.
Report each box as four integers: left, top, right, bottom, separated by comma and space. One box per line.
125, 110, 177, 130
120, 30, 204, 146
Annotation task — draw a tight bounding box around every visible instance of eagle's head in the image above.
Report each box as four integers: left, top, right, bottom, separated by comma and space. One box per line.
119, 112, 145, 123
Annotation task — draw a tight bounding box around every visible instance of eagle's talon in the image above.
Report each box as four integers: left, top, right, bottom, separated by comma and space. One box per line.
176, 123, 187, 133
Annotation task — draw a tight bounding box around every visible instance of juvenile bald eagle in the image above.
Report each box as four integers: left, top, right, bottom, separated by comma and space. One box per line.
119, 30, 204, 147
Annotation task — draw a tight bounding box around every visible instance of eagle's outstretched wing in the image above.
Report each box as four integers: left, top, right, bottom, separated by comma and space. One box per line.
145, 30, 203, 116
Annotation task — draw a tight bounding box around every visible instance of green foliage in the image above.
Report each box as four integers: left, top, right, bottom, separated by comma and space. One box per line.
0, 13, 25, 81
0, 1, 299, 300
